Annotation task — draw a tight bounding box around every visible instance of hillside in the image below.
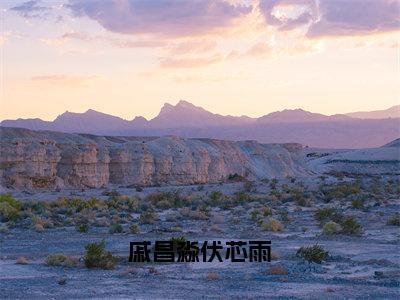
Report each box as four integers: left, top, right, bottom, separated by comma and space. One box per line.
0, 127, 308, 189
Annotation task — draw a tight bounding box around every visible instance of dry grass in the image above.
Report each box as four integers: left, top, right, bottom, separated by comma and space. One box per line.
206, 272, 220, 280
16, 256, 28, 265
262, 219, 283, 232
268, 265, 288, 275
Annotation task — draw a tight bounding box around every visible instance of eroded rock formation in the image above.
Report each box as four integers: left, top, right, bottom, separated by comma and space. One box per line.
0, 127, 308, 189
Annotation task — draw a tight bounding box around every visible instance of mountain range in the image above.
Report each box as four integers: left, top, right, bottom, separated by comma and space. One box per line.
1, 101, 399, 149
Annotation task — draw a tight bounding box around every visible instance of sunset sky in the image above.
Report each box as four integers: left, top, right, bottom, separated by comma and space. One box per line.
0, 0, 399, 121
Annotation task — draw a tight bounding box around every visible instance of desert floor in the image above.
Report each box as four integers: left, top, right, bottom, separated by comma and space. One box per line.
1, 176, 399, 299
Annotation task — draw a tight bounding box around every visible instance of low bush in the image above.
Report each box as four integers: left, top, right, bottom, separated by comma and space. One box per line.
233, 192, 250, 204
146, 192, 186, 209
76, 223, 89, 233
16, 256, 28, 265
322, 221, 342, 235
139, 210, 156, 224
46, 253, 78, 267
340, 216, 363, 235
0, 202, 19, 222
129, 223, 140, 234
0, 194, 22, 210
262, 206, 273, 217
109, 223, 123, 234
387, 213, 400, 226
296, 244, 329, 264
351, 198, 364, 209
84, 240, 117, 269
314, 208, 343, 226
261, 219, 283, 232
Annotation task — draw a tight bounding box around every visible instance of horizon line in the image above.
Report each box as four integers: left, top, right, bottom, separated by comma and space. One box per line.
1, 100, 398, 123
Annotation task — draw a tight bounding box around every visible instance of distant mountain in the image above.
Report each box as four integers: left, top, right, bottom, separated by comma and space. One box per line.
257, 108, 351, 123
346, 105, 400, 119
149, 100, 254, 128
1, 101, 399, 148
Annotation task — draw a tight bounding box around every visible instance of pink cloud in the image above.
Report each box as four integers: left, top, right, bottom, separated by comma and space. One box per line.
67, 0, 252, 37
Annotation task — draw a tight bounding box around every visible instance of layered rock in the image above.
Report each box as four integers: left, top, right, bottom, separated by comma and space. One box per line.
0, 127, 308, 189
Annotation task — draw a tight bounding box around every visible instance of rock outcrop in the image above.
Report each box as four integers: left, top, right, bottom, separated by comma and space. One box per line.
0, 127, 308, 189
306, 140, 400, 175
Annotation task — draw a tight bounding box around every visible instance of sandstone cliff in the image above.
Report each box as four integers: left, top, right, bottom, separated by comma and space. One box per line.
0, 127, 308, 189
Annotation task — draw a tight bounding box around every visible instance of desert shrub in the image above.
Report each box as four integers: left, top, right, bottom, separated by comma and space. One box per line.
77, 223, 89, 233
46, 253, 78, 267
340, 216, 363, 235
387, 213, 400, 226
268, 265, 288, 275
261, 219, 283, 232
293, 191, 312, 207
314, 208, 344, 225
146, 192, 186, 209
262, 206, 273, 216
129, 223, 140, 234
0, 194, 22, 222
322, 182, 361, 201
179, 208, 209, 220
170, 236, 186, 249
0, 202, 19, 222
16, 256, 28, 264
84, 240, 117, 269
322, 221, 342, 235
233, 191, 250, 204
351, 198, 364, 209
199, 205, 212, 217
109, 223, 123, 234
296, 244, 329, 264
139, 210, 156, 224
0, 194, 22, 210
209, 191, 223, 205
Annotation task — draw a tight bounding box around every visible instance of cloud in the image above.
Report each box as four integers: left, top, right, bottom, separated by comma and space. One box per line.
244, 38, 323, 59
159, 53, 223, 68
307, 0, 400, 38
11, 0, 50, 18
41, 31, 166, 49
166, 39, 217, 55
259, 0, 316, 30
245, 42, 273, 57
67, 0, 252, 37
31, 74, 99, 87
259, 0, 400, 38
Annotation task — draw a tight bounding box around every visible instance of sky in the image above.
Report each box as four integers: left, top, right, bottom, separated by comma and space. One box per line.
0, 0, 399, 121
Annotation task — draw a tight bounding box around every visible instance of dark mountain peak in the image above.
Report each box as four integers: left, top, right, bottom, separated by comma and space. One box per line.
176, 100, 195, 107
132, 116, 147, 122
258, 108, 328, 123
55, 109, 124, 123
159, 100, 205, 114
